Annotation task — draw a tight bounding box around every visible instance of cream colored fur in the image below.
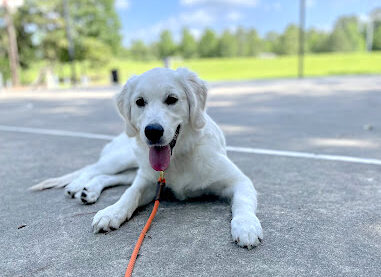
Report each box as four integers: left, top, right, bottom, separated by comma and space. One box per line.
32, 68, 263, 248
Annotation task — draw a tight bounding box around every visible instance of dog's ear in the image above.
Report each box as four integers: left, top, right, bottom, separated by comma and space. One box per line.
115, 75, 139, 137
176, 68, 207, 130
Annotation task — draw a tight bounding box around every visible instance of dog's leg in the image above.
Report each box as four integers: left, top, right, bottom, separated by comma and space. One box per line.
78, 170, 137, 204
92, 173, 155, 233
212, 155, 263, 249
29, 167, 87, 191
65, 147, 137, 198
31, 133, 137, 195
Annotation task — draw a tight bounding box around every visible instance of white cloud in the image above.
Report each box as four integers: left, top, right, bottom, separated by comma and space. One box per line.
115, 0, 130, 10
263, 2, 281, 11
319, 23, 332, 32
180, 9, 215, 25
125, 9, 216, 45
122, 1, 254, 46
189, 28, 203, 39
306, 0, 316, 8
181, 0, 258, 7
359, 13, 369, 23
226, 11, 243, 21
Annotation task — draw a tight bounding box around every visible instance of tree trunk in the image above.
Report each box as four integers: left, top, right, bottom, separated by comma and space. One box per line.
4, 0, 20, 87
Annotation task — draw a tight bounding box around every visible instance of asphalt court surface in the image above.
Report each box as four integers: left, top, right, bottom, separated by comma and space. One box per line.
1, 76, 381, 276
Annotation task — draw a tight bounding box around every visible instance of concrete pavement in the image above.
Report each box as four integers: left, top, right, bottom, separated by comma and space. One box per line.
1, 76, 381, 276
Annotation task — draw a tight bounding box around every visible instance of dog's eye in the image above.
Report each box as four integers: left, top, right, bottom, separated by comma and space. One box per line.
165, 96, 178, 105
136, 98, 146, 107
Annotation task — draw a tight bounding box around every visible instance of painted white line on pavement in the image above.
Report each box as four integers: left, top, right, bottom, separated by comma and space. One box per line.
225, 146, 381, 166
1, 125, 380, 166
0, 125, 115, 140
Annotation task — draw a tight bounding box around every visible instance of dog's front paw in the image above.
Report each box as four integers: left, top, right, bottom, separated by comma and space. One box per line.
80, 187, 99, 204
231, 214, 263, 249
92, 204, 127, 233
65, 179, 86, 198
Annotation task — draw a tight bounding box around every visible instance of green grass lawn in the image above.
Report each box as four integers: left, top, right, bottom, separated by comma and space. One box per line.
20, 52, 381, 85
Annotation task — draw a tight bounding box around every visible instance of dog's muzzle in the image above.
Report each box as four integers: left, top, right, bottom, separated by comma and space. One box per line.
148, 125, 181, 171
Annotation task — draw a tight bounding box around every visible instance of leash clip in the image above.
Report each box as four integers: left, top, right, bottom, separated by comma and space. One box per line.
155, 171, 166, 201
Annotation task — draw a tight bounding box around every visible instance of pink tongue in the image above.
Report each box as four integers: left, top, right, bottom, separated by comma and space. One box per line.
149, 146, 171, 171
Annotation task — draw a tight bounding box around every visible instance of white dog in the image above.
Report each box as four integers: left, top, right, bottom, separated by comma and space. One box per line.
31, 68, 263, 248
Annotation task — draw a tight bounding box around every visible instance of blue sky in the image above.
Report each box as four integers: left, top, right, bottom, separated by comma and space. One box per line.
115, 0, 381, 46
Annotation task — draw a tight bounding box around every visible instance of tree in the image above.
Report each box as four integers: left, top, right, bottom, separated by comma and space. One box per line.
179, 28, 197, 59
0, 32, 10, 81
373, 25, 381, 50
218, 30, 237, 57
0, 2, 35, 83
234, 26, 246, 56
306, 29, 329, 53
157, 30, 176, 58
129, 40, 150, 60
70, 0, 121, 54
198, 28, 218, 57
326, 16, 365, 52
371, 8, 381, 50
75, 37, 112, 66
2, 1, 20, 85
245, 29, 262, 56
276, 24, 299, 55
263, 31, 280, 53
13, 0, 121, 64
148, 42, 160, 60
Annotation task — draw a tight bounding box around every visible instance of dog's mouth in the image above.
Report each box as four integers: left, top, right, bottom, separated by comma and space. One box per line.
149, 125, 181, 171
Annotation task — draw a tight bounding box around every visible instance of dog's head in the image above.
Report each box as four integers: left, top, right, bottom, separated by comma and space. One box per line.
115, 67, 207, 170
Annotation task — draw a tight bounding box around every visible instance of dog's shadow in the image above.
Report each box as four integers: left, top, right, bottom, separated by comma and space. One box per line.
131, 186, 229, 221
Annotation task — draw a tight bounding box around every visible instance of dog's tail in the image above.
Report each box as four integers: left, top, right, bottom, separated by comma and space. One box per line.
29, 168, 84, 191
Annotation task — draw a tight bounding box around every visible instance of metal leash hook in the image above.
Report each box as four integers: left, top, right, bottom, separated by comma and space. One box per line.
156, 171, 166, 201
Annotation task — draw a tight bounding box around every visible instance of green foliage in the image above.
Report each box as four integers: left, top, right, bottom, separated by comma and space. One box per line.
198, 29, 218, 57
7, 0, 121, 65
0, 9, 10, 80
373, 25, 381, 50
3, 3, 381, 84
128, 40, 151, 61
306, 29, 329, 53
235, 26, 247, 56
327, 16, 365, 52
276, 24, 299, 55
76, 37, 112, 66
370, 8, 381, 51
179, 28, 197, 59
158, 30, 176, 58
13, 7, 36, 68
71, 0, 121, 54
245, 29, 262, 56
0, 5, 36, 80
218, 30, 237, 57
263, 32, 280, 53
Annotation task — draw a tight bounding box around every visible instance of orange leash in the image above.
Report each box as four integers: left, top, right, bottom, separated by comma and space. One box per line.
125, 172, 166, 277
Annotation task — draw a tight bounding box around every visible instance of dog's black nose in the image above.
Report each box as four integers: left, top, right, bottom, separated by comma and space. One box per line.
145, 123, 164, 143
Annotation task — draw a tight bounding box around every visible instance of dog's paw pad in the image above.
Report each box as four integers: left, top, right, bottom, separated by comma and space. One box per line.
80, 189, 99, 205
65, 188, 75, 198
64, 180, 87, 198
231, 214, 263, 249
